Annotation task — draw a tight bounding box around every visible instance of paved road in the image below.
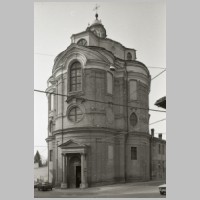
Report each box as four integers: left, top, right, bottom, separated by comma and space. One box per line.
34, 181, 166, 198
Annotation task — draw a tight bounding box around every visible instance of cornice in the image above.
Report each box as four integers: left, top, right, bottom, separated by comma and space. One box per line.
53, 127, 126, 135
45, 85, 56, 94
129, 131, 151, 139
152, 137, 166, 143
46, 135, 55, 142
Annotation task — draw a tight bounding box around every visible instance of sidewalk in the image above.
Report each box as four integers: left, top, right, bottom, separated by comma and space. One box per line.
35, 180, 166, 198
54, 180, 165, 194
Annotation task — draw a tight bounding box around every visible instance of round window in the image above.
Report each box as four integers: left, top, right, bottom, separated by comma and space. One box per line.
68, 106, 83, 122
130, 112, 138, 127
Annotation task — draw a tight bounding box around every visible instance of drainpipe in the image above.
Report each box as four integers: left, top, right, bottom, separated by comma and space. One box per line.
56, 141, 59, 185
150, 128, 154, 180
56, 80, 59, 185
47, 92, 50, 183
61, 68, 64, 182
124, 61, 129, 182
62, 68, 64, 144
48, 141, 49, 182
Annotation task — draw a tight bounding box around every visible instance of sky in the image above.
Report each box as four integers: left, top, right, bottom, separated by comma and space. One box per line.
34, 0, 166, 160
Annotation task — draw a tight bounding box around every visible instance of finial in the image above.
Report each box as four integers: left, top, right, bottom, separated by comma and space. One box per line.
93, 4, 100, 19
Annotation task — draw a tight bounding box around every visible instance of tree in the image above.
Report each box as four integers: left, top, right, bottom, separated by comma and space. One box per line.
34, 150, 42, 167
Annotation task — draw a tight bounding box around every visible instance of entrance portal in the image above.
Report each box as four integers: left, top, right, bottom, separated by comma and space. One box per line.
69, 155, 81, 188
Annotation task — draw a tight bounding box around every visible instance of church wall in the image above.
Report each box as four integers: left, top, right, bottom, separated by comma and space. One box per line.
52, 131, 125, 187
51, 56, 150, 135
89, 33, 98, 46
47, 53, 153, 187
48, 141, 55, 184
43, 17, 165, 188
126, 134, 150, 181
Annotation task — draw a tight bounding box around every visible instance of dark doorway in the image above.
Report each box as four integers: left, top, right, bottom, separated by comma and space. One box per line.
69, 155, 81, 188
76, 166, 81, 188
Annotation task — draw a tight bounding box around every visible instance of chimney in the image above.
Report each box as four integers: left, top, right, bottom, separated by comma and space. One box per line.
151, 129, 154, 137
158, 133, 162, 140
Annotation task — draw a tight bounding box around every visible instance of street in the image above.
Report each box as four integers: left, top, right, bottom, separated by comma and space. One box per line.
34, 181, 166, 198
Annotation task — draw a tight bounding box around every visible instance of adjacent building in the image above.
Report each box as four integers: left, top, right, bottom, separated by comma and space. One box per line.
45, 14, 166, 189
155, 96, 166, 109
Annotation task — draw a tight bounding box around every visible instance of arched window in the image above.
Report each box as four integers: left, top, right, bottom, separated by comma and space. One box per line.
68, 106, 83, 122
49, 121, 53, 135
77, 38, 87, 46
93, 30, 97, 36
48, 94, 54, 111
129, 80, 137, 100
107, 72, 113, 94
70, 62, 82, 92
127, 52, 132, 60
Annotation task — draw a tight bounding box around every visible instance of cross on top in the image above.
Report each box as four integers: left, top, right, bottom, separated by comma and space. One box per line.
93, 4, 100, 14
93, 4, 100, 19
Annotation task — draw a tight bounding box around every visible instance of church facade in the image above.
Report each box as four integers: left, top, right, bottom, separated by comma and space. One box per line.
45, 14, 166, 189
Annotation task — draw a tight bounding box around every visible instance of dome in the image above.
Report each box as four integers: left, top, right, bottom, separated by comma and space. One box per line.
87, 14, 107, 38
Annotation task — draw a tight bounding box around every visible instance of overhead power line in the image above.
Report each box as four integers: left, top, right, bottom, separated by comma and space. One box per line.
151, 69, 166, 80
149, 118, 166, 125
34, 89, 166, 113
147, 66, 166, 69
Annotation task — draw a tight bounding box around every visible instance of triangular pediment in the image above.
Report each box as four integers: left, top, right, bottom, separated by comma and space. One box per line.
58, 139, 86, 149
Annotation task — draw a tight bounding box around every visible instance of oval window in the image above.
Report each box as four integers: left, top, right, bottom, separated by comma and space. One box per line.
130, 112, 138, 127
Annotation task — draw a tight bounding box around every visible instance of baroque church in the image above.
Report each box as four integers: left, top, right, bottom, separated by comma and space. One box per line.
45, 13, 166, 189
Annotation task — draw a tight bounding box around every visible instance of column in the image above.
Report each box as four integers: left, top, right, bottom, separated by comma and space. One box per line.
80, 153, 88, 189
61, 154, 67, 189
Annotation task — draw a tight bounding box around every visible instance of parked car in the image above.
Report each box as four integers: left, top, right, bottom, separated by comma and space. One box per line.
38, 181, 53, 191
158, 184, 166, 195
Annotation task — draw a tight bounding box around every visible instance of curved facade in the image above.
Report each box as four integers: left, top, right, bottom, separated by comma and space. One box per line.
45, 16, 164, 189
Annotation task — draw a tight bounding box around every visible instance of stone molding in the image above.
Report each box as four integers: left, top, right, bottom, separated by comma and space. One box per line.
53, 127, 126, 135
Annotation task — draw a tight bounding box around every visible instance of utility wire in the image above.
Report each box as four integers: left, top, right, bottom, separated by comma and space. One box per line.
147, 66, 166, 70
34, 89, 166, 113
151, 69, 166, 80
149, 118, 166, 125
